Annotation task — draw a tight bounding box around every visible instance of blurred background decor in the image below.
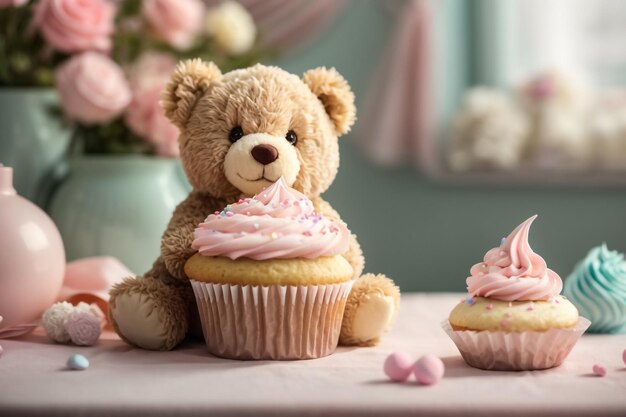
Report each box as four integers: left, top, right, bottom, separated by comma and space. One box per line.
445, 0, 626, 178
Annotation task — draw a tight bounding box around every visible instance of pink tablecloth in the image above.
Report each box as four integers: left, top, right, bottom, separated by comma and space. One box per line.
1, 293, 625, 417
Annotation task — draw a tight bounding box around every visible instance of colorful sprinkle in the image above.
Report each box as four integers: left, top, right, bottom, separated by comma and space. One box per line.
213, 211, 220, 216
592, 364, 607, 377
526, 302, 534, 311
466, 298, 475, 305
253, 223, 259, 229
303, 231, 312, 236
270, 232, 279, 240
508, 302, 513, 308
226, 212, 234, 217
486, 304, 493, 310
500, 237, 506, 246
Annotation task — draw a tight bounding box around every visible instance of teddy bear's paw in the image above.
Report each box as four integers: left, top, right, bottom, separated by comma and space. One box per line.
339, 274, 400, 346
109, 278, 188, 351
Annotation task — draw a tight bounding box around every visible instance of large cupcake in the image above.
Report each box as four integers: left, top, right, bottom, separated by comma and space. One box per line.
563, 244, 626, 334
444, 215, 590, 370
185, 177, 354, 360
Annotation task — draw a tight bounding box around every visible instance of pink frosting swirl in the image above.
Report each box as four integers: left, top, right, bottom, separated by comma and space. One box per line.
466, 215, 563, 301
192, 177, 350, 260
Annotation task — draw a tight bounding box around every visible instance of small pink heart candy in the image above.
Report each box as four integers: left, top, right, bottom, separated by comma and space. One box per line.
592, 363, 607, 377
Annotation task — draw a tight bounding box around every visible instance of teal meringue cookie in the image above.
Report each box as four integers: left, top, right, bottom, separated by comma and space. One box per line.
563, 244, 626, 333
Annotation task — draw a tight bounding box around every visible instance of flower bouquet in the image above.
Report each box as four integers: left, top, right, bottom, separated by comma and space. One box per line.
0, 0, 268, 157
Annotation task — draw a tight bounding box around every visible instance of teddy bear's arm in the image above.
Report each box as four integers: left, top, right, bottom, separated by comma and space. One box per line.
312, 197, 364, 279
161, 192, 227, 280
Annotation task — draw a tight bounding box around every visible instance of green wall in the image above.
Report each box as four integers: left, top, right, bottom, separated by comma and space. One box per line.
273, 0, 626, 292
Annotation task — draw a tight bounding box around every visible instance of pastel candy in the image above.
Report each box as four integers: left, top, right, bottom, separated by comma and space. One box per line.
592, 363, 607, 377
67, 354, 89, 370
383, 352, 414, 382
413, 354, 445, 385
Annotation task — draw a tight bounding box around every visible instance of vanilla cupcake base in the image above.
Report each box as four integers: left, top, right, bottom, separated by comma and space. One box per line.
449, 296, 579, 332
442, 317, 590, 371
185, 254, 353, 286
191, 280, 353, 360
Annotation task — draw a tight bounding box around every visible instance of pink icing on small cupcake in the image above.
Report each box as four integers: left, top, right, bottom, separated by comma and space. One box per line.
192, 177, 350, 260
466, 215, 562, 301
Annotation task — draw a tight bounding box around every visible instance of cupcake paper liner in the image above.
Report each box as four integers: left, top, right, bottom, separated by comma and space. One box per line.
191, 280, 353, 360
442, 317, 591, 371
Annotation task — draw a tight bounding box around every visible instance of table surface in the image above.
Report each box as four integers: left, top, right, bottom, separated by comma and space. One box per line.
1, 293, 625, 417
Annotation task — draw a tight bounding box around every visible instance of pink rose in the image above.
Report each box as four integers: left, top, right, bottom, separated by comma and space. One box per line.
126, 88, 180, 157
55, 52, 131, 124
0, 0, 27, 8
142, 0, 205, 50
63, 311, 102, 346
125, 53, 180, 157
33, 0, 115, 53
126, 52, 177, 92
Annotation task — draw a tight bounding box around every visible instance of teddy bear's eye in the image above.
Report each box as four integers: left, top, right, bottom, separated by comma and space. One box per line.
229, 126, 244, 143
285, 130, 297, 145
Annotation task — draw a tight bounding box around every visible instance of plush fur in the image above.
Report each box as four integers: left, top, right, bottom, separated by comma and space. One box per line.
109, 60, 400, 351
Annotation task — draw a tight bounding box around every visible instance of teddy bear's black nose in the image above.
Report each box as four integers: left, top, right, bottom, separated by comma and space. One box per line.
251, 144, 279, 165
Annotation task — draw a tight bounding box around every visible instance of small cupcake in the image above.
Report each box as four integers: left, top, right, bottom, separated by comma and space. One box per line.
563, 244, 626, 334
443, 215, 590, 370
185, 177, 353, 360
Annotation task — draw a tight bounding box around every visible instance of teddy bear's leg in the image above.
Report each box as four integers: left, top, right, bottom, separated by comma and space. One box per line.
109, 259, 194, 351
339, 274, 400, 347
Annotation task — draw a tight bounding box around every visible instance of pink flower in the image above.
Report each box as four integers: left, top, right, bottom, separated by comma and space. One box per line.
126, 52, 177, 93
142, 0, 205, 50
33, 0, 115, 53
0, 0, 27, 8
63, 311, 102, 346
125, 53, 180, 157
55, 52, 131, 124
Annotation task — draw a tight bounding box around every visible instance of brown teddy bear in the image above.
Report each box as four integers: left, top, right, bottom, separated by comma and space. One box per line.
109, 60, 400, 351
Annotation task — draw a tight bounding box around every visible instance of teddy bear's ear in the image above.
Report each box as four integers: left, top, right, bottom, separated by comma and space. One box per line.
302, 67, 356, 135
161, 59, 222, 129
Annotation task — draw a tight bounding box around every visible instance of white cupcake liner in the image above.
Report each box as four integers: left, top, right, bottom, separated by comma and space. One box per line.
191, 280, 353, 360
442, 317, 591, 371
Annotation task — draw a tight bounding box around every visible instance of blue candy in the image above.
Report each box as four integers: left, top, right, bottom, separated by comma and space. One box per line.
67, 354, 89, 370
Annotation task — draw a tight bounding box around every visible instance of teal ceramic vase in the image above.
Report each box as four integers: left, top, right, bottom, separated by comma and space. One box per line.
47, 156, 190, 274
0, 88, 70, 206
